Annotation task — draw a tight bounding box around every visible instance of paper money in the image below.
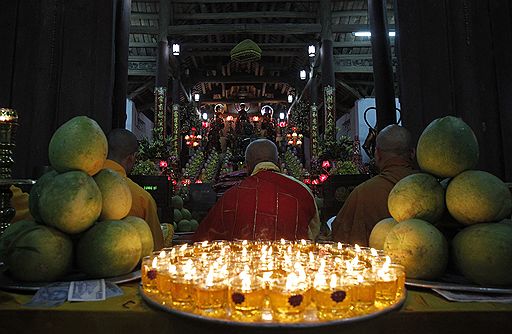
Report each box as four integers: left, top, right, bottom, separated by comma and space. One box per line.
24, 282, 70, 308
105, 282, 123, 298
68, 279, 106, 301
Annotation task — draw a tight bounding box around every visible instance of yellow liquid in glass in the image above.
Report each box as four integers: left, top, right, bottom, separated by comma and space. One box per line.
141, 266, 158, 293
170, 280, 196, 310
229, 288, 265, 321
313, 287, 352, 320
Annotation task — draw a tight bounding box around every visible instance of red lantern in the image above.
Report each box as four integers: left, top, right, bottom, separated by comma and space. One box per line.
159, 160, 168, 168
202, 121, 210, 128
278, 121, 287, 128
321, 160, 331, 169
319, 174, 329, 183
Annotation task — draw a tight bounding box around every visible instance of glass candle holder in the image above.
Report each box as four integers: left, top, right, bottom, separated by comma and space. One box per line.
195, 265, 229, 317
268, 272, 310, 322
350, 271, 376, 315
141, 255, 159, 293
229, 269, 266, 321
313, 270, 352, 320
169, 259, 198, 311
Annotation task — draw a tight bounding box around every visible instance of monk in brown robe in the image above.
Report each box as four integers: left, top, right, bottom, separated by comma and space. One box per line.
331, 125, 416, 246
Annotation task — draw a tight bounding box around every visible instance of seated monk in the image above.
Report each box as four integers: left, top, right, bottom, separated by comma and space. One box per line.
193, 139, 320, 241
103, 129, 164, 250
331, 124, 416, 246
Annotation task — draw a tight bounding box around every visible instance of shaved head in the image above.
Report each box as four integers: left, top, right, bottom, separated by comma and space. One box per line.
245, 139, 279, 174
375, 125, 414, 167
107, 129, 139, 172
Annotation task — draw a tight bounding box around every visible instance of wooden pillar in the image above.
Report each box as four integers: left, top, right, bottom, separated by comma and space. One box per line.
154, 0, 170, 142
369, 0, 396, 130
111, 0, 131, 129
309, 73, 320, 160
320, 0, 336, 144
171, 78, 180, 158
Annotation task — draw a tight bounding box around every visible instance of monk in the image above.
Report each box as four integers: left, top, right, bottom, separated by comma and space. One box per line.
331, 125, 416, 246
193, 139, 320, 241
103, 129, 164, 250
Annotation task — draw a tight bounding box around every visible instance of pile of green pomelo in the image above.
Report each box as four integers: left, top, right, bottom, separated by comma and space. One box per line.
170, 195, 199, 232
369, 116, 512, 286
0, 116, 156, 282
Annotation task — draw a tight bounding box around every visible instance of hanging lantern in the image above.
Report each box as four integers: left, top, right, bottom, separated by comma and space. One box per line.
308, 44, 316, 58
230, 39, 262, 62
172, 43, 180, 56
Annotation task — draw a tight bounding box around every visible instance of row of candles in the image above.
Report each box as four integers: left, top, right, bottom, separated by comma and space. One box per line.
141, 240, 405, 322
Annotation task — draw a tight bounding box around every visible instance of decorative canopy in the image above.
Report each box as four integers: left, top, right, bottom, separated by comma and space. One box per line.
230, 39, 262, 63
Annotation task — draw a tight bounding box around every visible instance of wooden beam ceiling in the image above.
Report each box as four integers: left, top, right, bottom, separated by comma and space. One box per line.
130, 23, 395, 35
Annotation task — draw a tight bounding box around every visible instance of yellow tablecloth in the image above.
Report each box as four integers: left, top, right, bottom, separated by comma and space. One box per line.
1, 282, 511, 334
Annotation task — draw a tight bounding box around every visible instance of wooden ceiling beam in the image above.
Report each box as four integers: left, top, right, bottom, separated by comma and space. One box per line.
174, 11, 317, 20
331, 24, 395, 33
130, 23, 395, 35
199, 97, 288, 104
167, 23, 321, 35
183, 74, 293, 85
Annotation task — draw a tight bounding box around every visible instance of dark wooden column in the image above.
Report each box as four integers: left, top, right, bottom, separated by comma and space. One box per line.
320, 0, 336, 143
0, 0, 123, 178
309, 72, 320, 160
369, 0, 396, 130
154, 0, 170, 142
395, 0, 512, 180
112, 0, 131, 129
171, 78, 180, 158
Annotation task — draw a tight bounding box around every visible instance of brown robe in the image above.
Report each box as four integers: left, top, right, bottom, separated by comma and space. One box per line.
331, 156, 416, 246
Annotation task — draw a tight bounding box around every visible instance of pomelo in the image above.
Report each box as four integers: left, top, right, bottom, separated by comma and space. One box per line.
5, 225, 73, 282
452, 223, 512, 286
189, 219, 199, 231
178, 219, 193, 232
181, 208, 192, 220
446, 170, 512, 225
173, 209, 182, 223
416, 116, 479, 178
384, 218, 448, 280
369, 218, 398, 250
48, 116, 108, 176
39, 170, 102, 234
94, 168, 132, 220
171, 195, 184, 209
0, 220, 39, 261
123, 216, 154, 257
77, 220, 142, 278
29, 170, 58, 222
388, 173, 445, 223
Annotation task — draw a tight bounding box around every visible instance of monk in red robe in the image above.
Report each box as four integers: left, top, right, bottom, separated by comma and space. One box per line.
331, 125, 416, 246
193, 139, 320, 241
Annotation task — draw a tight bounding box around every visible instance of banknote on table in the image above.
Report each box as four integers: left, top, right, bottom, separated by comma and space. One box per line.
68, 279, 106, 301
24, 282, 70, 308
105, 282, 124, 298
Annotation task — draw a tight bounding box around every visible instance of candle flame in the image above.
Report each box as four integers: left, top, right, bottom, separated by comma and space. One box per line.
355, 244, 361, 253
330, 274, 338, 289
286, 272, 300, 291
201, 241, 208, 247
370, 248, 378, 257
151, 257, 158, 268
158, 250, 166, 258
300, 239, 307, 246
206, 268, 215, 287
